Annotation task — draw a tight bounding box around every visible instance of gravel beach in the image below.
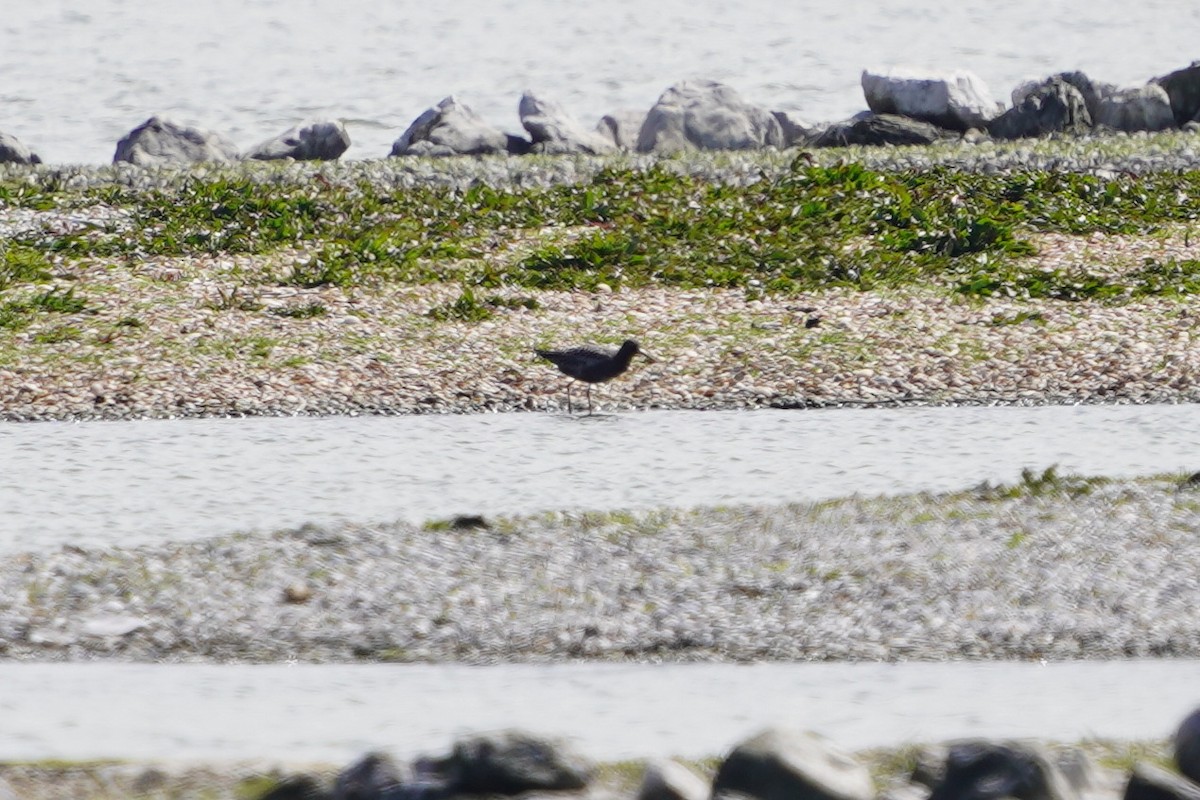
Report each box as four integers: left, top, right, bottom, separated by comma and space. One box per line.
3, 135, 1200, 422
2, 473, 1197, 664
4, 142, 1200, 664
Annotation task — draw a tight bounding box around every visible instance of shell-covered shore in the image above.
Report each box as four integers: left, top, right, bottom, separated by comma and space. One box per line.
4, 139, 1200, 665
3, 134, 1200, 422
2, 474, 1198, 664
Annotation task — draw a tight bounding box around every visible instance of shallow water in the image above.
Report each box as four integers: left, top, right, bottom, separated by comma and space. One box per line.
4, 1, 1200, 164
3, 404, 1200, 553
1, 659, 1196, 764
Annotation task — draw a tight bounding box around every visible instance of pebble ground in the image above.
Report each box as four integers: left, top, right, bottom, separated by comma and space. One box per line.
5, 136, 1200, 421
3, 142, 1200, 665
2, 475, 1198, 664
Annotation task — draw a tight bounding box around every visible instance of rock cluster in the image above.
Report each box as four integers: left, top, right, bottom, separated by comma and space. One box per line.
251, 717, 1200, 800
254, 732, 592, 800
107, 115, 351, 166
0, 724, 1196, 800
390, 96, 517, 157
8, 59, 1200, 165
0, 130, 41, 165
247, 120, 352, 162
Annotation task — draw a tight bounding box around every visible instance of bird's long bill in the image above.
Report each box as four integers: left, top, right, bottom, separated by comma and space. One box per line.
639, 351, 657, 363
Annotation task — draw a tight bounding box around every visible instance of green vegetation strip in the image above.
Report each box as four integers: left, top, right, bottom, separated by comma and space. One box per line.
5, 158, 1200, 312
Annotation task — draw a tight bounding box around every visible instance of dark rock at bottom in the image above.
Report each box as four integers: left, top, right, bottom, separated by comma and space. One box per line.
255, 711, 1200, 800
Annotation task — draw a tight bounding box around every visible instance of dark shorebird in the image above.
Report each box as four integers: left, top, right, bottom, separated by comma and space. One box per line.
535, 339, 655, 414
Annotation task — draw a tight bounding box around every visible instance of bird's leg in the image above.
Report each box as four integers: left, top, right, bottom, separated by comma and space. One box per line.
566, 381, 573, 414
586, 384, 593, 416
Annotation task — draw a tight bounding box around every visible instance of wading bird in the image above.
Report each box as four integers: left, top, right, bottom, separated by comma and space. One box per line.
535, 339, 655, 415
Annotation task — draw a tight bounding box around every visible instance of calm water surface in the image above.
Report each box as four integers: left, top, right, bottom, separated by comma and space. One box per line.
1, 660, 1197, 764
3, 1, 1199, 163
4, 406, 1199, 763
3, 404, 1200, 552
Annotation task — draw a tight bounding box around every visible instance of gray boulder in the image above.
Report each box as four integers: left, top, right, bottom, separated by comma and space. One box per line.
261, 774, 330, 800
988, 77, 1092, 140
519, 91, 615, 155
333, 752, 402, 800
0, 131, 41, 165
812, 112, 950, 147
862, 67, 1001, 132
910, 745, 949, 789
638, 759, 710, 800
879, 784, 931, 800
927, 739, 1077, 800
596, 108, 648, 151
390, 96, 513, 157
1124, 763, 1200, 800
636, 80, 784, 154
1054, 747, 1114, 797
248, 120, 351, 161
444, 730, 593, 794
1177, 706, 1200, 784
711, 728, 873, 800
1154, 61, 1200, 127
1094, 84, 1176, 132
112, 116, 240, 166
1017, 71, 1115, 123
772, 111, 815, 148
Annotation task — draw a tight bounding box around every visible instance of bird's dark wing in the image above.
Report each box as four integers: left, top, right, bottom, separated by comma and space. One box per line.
536, 345, 613, 379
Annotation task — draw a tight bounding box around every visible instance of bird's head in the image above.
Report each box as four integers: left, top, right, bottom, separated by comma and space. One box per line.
621, 339, 656, 363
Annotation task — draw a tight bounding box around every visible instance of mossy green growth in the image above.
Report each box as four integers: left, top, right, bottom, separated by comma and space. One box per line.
8, 159, 1200, 301
427, 288, 496, 322
976, 466, 1110, 501
235, 774, 285, 800
0, 244, 54, 289
0, 286, 88, 330
271, 301, 328, 319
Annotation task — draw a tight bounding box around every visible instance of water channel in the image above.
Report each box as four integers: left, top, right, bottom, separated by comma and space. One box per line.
4, 404, 1200, 763
6, 0, 1200, 165
3, 404, 1199, 553
1, 660, 1197, 765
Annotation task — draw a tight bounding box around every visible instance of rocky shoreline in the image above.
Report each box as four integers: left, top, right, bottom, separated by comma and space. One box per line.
0, 722, 1195, 800
8, 60, 1200, 166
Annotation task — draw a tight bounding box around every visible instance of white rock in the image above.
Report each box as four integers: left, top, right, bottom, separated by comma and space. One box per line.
390, 96, 511, 157
113, 116, 240, 166
519, 92, 615, 155
79, 614, 147, 637
637, 79, 784, 154
596, 109, 648, 150
862, 67, 1001, 131
633, 762, 705, 800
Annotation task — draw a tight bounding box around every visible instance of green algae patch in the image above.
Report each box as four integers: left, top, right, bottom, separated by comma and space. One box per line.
6, 150, 1200, 300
